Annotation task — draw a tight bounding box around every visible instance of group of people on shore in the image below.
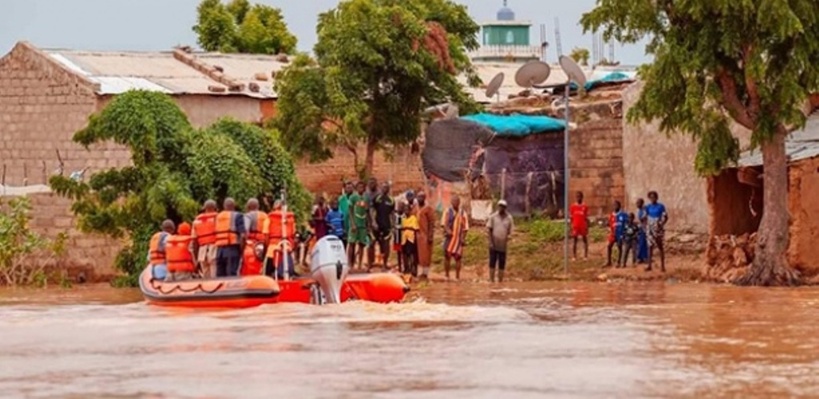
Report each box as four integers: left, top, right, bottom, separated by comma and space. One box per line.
570, 191, 669, 272
314, 178, 492, 281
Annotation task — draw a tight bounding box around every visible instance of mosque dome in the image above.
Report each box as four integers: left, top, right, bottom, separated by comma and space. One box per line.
497, 1, 515, 21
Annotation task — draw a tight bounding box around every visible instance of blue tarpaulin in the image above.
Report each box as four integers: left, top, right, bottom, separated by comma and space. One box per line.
461, 113, 566, 137
570, 71, 633, 92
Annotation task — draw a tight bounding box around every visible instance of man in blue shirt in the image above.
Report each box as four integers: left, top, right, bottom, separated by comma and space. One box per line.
326, 198, 346, 245
605, 200, 628, 267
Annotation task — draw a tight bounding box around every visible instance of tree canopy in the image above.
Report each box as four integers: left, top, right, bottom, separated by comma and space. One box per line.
570, 47, 590, 66
273, 0, 482, 177
50, 90, 309, 286
193, 0, 297, 54
582, 0, 819, 286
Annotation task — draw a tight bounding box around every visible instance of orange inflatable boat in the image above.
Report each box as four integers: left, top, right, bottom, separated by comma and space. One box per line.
274, 272, 410, 304
139, 267, 280, 308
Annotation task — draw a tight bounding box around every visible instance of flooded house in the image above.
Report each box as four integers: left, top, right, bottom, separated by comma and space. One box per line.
706, 112, 819, 280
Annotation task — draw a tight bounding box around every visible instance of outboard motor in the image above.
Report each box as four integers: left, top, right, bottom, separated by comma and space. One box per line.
309, 236, 349, 304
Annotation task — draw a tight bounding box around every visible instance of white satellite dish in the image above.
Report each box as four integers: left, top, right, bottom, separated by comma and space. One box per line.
514, 61, 551, 88
485, 72, 505, 102
559, 55, 587, 87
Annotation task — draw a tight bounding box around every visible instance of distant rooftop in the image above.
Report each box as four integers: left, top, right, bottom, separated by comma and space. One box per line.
17, 42, 291, 99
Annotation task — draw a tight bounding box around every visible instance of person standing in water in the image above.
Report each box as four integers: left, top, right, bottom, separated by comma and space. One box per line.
442, 196, 469, 280
570, 191, 589, 261
644, 191, 669, 272
487, 199, 513, 283
635, 198, 649, 264
415, 191, 436, 279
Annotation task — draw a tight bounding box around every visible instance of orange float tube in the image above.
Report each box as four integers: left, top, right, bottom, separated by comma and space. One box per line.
272, 272, 410, 304
139, 267, 280, 308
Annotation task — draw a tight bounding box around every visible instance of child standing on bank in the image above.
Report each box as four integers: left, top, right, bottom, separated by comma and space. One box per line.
605, 200, 628, 267
570, 191, 590, 261
618, 213, 639, 268
401, 205, 419, 277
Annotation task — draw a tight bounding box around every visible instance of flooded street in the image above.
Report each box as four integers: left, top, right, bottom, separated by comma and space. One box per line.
1, 282, 818, 399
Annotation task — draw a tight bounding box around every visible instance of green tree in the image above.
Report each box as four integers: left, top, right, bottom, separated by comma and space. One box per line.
193, 0, 297, 54
582, 0, 819, 286
0, 197, 67, 286
274, 0, 482, 177
570, 47, 590, 66
50, 90, 307, 286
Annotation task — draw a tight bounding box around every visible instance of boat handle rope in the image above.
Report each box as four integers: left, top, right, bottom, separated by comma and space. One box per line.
151, 279, 225, 295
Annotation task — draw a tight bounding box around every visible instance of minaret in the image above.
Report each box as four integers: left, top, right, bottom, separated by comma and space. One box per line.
472, 1, 538, 62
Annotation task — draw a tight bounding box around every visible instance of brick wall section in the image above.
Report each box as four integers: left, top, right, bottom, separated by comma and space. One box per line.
295, 145, 426, 195
568, 118, 625, 216
0, 43, 126, 280
787, 157, 819, 275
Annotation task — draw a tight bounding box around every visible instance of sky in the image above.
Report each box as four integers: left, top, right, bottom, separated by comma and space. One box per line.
0, 0, 649, 65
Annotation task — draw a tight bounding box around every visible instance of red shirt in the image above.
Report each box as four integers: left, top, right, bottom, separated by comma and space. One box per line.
570, 203, 589, 227
608, 212, 617, 234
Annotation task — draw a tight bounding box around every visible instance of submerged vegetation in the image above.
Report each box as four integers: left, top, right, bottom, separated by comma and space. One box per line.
49, 90, 308, 287
0, 197, 67, 287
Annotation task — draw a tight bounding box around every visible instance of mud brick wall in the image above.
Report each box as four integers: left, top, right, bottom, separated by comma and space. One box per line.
0, 43, 131, 187
295, 145, 427, 196
1, 191, 122, 281
568, 118, 625, 217
786, 156, 819, 275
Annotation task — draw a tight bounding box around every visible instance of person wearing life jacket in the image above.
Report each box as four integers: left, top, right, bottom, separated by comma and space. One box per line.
241, 241, 266, 276
192, 199, 218, 278
147, 219, 175, 280
215, 197, 246, 277
264, 200, 296, 279
165, 222, 195, 282
244, 198, 269, 243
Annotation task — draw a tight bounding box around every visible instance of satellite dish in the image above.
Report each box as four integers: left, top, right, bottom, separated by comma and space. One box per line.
514, 61, 551, 88
559, 55, 587, 86
485, 73, 505, 100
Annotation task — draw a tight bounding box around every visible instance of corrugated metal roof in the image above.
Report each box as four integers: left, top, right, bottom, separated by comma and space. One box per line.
43, 49, 280, 99
738, 113, 819, 166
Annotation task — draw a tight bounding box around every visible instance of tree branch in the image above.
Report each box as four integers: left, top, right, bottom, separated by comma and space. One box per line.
743, 44, 761, 118
716, 69, 755, 130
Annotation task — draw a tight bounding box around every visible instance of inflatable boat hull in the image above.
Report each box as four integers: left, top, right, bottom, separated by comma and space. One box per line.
139, 267, 280, 308
274, 272, 409, 304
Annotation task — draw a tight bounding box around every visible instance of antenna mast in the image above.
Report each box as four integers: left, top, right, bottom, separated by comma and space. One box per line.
554, 17, 563, 57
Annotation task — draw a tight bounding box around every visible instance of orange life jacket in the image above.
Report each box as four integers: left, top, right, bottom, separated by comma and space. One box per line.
241, 241, 264, 276
245, 211, 269, 242
148, 231, 169, 266
215, 211, 241, 247
265, 210, 296, 257
193, 212, 217, 246
166, 235, 195, 273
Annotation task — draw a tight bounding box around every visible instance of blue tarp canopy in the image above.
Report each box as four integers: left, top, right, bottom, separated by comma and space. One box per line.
461, 113, 566, 137
570, 71, 633, 92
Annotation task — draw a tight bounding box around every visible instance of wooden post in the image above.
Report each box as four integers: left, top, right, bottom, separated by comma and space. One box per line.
501, 168, 507, 202
525, 172, 533, 217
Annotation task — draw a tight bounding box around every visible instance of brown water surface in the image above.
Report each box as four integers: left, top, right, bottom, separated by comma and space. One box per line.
1, 282, 818, 398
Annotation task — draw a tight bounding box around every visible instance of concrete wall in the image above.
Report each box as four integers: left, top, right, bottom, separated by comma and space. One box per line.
621, 83, 709, 233
569, 118, 624, 216
787, 156, 819, 275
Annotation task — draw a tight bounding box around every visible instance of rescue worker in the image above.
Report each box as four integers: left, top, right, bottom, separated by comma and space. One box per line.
264, 200, 296, 279
215, 197, 246, 277
148, 219, 175, 280
165, 222, 195, 282
192, 199, 218, 278
242, 198, 268, 276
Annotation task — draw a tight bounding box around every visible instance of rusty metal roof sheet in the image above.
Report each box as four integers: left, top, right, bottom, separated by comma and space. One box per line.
738, 113, 819, 167
44, 49, 280, 99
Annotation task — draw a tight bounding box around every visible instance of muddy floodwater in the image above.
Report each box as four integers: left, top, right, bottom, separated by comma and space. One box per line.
1, 282, 818, 399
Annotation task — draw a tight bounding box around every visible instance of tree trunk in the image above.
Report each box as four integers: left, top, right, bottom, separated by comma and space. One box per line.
735, 130, 801, 286
362, 136, 377, 179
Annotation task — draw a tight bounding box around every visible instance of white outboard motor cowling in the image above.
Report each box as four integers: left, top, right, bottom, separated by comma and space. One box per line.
309, 236, 349, 304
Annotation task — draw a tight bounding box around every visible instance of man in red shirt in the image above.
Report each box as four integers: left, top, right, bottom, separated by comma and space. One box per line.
570, 191, 589, 261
